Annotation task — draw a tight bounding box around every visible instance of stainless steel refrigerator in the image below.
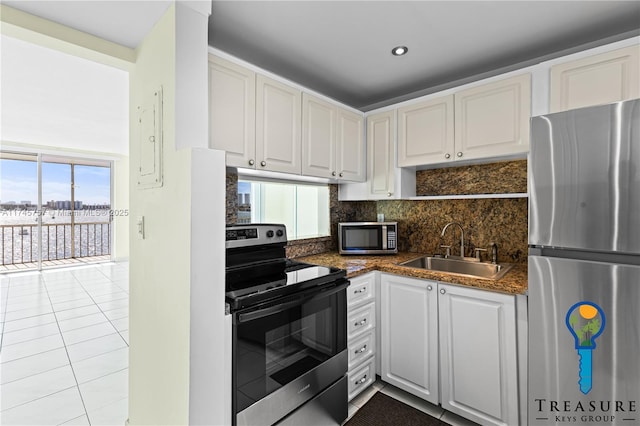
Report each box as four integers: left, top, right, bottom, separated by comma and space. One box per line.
528, 99, 640, 426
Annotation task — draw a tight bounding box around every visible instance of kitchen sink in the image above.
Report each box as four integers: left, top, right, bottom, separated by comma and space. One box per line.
399, 256, 514, 280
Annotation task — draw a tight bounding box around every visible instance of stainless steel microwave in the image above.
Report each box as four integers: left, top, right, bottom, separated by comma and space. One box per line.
338, 222, 398, 255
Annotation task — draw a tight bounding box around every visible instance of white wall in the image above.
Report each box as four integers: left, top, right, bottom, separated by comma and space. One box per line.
1, 31, 130, 260
128, 5, 190, 424
129, 2, 225, 424
1, 34, 129, 156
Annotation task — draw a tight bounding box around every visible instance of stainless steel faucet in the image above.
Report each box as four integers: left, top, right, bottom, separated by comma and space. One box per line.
490, 242, 498, 264
441, 222, 465, 258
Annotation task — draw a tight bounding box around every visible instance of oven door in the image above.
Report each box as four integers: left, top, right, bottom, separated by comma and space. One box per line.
233, 281, 348, 426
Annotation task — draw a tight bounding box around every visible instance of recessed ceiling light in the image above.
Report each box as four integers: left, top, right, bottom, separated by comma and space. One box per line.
391, 46, 408, 56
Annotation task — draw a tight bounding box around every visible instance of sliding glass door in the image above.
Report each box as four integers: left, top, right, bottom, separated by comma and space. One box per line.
0, 152, 39, 268
0, 151, 112, 271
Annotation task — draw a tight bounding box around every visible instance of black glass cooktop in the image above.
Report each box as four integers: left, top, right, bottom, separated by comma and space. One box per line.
225, 259, 346, 311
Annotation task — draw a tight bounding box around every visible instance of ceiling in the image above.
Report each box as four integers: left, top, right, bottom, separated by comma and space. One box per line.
2, 0, 172, 49
209, 1, 640, 111
3, 1, 639, 112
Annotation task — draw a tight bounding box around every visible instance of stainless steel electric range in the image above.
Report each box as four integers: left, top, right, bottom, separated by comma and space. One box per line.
225, 224, 349, 426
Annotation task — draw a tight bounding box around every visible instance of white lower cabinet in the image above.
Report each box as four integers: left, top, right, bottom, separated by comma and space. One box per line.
438, 283, 519, 426
379, 273, 521, 426
346, 272, 377, 401
380, 274, 439, 404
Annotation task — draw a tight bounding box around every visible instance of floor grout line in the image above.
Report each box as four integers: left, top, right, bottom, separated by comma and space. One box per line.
73, 276, 129, 349
0, 350, 71, 385
1, 261, 129, 424
0, 383, 79, 414
42, 273, 91, 421
0, 339, 66, 365
0, 274, 11, 351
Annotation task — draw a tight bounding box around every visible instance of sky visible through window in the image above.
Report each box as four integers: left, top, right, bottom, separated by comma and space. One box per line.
0, 159, 111, 206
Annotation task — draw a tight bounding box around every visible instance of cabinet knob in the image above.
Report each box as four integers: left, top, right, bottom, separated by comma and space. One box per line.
260, 161, 266, 167
427, 285, 433, 291
457, 152, 463, 158
332, 171, 336, 176
445, 153, 451, 159
248, 159, 255, 166
387, 192, 392, 197
355, 318, 367, 327
440, 288, 446, 294
339, 172, 343, 177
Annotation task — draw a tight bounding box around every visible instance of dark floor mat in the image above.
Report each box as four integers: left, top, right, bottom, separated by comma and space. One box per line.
345, 392, 449, 426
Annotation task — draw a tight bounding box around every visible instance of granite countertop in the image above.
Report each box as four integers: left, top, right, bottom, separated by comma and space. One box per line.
297, 251, 528, 295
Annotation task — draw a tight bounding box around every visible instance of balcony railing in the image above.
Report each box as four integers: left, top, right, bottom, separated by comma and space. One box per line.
1, 222, 111, 266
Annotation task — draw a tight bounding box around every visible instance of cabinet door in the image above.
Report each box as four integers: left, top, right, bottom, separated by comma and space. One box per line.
256, 75, 302, 174
550, 44, 640, 113
438, 283, 519, 426
336, 108, 365, 182
302, 93, 336, 179
397, 95, 454, 166
208, 55, 256, 168
367, 111, 395, 198
380, 274, 439, 404
455, 74, 531, 161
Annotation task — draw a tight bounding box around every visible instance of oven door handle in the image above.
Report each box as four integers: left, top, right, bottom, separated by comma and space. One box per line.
237, 281, 349, 324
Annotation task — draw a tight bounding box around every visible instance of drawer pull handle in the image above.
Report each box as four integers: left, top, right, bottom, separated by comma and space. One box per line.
355, 345, 367, 354
354, 318, 367, 327
356, 375, 367, 385
354, 288, 367, 294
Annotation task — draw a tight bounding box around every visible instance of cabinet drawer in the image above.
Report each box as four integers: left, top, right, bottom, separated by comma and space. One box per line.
348, 330, 375, 371
348, 302, 375, 339
348, 357, 375, 401
347, 275, 375, 309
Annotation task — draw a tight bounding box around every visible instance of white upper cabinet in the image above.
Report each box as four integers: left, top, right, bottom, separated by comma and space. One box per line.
367, 110, 395, 198
209, 54, 365, 179
256, 75, 302, 174
394, 74, 530, 168
438, 283, 519, 426
208, 55, 256, 169
454, 73, 531, 161
302, 93, 336, 178
550, 44, 640, 113
302, 94, 365, 181
397, 95, 454, 166
336, 108, 366, 182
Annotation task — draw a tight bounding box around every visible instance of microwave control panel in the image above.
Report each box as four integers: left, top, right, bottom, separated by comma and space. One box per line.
387, 225, 396, 249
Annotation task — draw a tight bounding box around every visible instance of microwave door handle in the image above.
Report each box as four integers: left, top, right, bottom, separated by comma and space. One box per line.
382, 225, 387, 250
237, 281, 349, 324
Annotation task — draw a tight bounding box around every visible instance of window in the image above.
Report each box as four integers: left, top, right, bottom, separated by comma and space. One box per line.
0, 151, 112, 270
238, 180, 330, 240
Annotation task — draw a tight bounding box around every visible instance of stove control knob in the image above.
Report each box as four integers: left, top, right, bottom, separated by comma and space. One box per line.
266, 230, 274, 238
276, 229, 284, 237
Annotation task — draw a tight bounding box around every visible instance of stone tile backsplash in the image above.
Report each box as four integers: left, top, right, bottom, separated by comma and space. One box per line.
416, 160, 527, 195
226, 162, 528, 263
375, 198, 528, 263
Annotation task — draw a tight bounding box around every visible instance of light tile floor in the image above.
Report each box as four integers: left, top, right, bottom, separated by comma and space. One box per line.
1, 262, 129, 425
346, 379, 480, 426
